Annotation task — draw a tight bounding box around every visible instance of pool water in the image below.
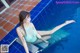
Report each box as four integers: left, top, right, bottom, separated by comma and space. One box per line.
48, 29, 69, 45
38, 1, 80, 53
1, 0, 80, 53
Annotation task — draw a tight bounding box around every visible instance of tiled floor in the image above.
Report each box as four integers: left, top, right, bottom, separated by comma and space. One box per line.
0, 0, 40, 41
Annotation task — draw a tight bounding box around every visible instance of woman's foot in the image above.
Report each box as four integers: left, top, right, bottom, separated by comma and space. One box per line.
65, 20, 75, 24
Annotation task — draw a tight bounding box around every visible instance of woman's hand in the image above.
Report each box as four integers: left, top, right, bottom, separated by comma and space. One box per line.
39, 38, 49, 44
43, 40, 49, 44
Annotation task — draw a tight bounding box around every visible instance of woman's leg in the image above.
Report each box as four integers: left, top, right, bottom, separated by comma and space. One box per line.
34, 35, 51, 44
37, 20, 75, 36
37, 31, 52, 36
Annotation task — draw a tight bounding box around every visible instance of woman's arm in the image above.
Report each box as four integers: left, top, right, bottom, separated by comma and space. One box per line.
36, 32, 48, 43
31, 23, 49, 43
16, 28, 29, 53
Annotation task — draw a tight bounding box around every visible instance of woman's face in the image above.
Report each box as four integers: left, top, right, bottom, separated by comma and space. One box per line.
23, 15, 31, 23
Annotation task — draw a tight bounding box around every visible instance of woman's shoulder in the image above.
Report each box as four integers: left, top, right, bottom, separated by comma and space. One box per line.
16, 26, 21, 31
30, 22, 34, 26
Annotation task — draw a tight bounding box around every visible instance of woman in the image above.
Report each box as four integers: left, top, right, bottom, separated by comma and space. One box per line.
16, 11, 75, 53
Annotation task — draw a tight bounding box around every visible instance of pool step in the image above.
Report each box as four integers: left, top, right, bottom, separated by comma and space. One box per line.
33, 29, 69, 49
48, 29, 69, 44
36, 42, 49, 49
16, 38, 39, 53
16, 29, 69, 53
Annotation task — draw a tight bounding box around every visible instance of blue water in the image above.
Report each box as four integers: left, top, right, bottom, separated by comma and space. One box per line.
1, 0, 80, 53
39, 1, 80, 53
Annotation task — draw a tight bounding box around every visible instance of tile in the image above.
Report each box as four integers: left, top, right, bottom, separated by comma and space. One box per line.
0, 39, 5, 44
13, 32, 18, 38
12, 5, 19, 9
0, 29, 7, 41
10, 17, 19, 25
0, 18, 4, 24
1, 34, 16, 44
26, 6, 34, 11
1, 29, 18, 44
3, 22, 14, 32
23, 1, 27, 5
35, 3, 42, 8
9, 29, 16, 36
1, 34, 10, 41
26, 0, 33, 5
17, 5, 23, 10
4, 9, 9, 13
40, 3, 46, 8
8, 29, 17, 38
13, 10, 19, 16
2, 13, 8, 18
9, 41, 25, 53
7, 36, 15, 44
31, 7, 38, 11
11, 3, 16, 8
9, 45, 17, 53
31, 1, 39, 6
0, 20, 7, 27
5, 15, 13, 21
31, 12, 39, 20
36, 7, 43, 12
9, 23, 20, 38
1, 12, 7, 18
30, 10, 35, 15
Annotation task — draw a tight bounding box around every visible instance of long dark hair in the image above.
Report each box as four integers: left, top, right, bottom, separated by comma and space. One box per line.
19, 11, 30, 34
19, 11, 30, 25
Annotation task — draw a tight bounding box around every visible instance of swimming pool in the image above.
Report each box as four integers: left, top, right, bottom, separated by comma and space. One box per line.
32, 0, 80, 53
0, 0, 80, 53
